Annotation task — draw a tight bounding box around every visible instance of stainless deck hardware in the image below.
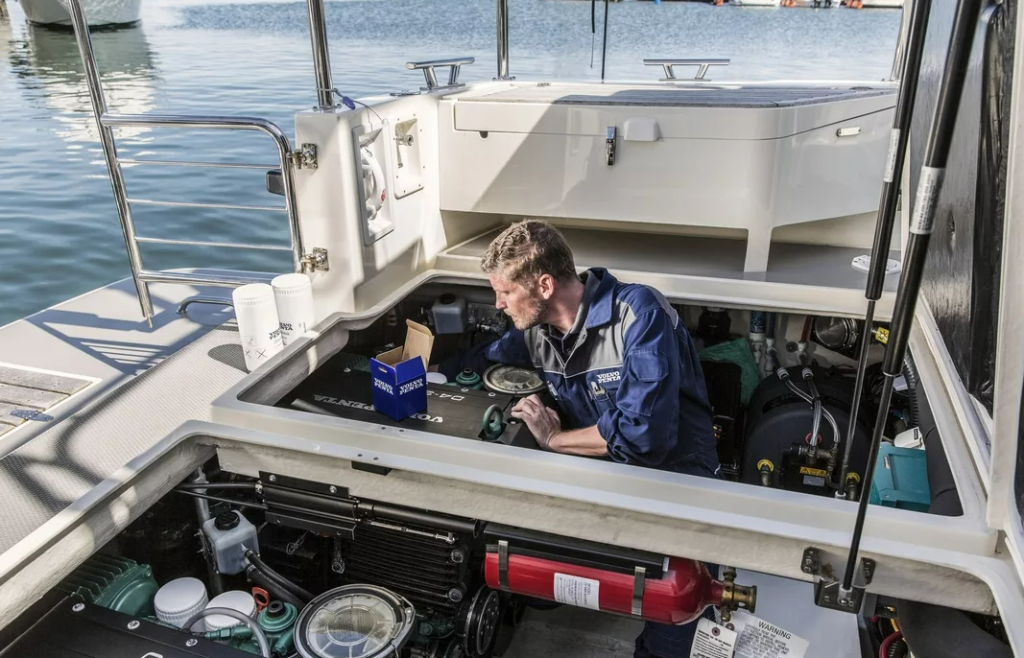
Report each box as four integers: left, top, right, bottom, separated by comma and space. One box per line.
66, 0, 328, 326
643, 58, 730, 82
406, 58, 476, 91
605, 127, 617, 166
496, 0, 511, 80
290, 144, 319, 169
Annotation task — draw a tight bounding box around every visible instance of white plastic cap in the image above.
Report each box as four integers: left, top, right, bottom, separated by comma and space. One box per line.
232, 283, 276, 308
426, 372, 448, 385
271, 273, 312, 296
204, 591, 257, 631
154, 577, 209, 629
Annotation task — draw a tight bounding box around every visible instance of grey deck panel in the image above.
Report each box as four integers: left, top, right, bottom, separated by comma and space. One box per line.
462, 84, 895, 108
0, 326, 246, 554
0, 366, 91, 396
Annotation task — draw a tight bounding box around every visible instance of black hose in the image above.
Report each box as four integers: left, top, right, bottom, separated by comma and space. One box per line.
245, 550, 313, 602
246, 565, 305, 609
896, 600, 1011, 658
902, 352, 920, 428
172, 489, 267, 510
183, 607, 271, 658
176, 482, 258, 491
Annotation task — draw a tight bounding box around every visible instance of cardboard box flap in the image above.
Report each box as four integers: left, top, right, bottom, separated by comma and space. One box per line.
375, 345, 405, 368
401, 319, 434, 369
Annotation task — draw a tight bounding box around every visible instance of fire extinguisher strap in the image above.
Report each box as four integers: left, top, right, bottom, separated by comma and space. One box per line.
632, 566, 646, 617
498, 540, 511, 591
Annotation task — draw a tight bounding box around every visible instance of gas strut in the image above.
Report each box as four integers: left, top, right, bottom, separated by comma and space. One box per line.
837, 0, 933, 500
805, 0, 984, 613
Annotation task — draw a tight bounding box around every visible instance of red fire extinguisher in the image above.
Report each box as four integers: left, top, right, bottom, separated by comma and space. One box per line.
484, 545, 755, 625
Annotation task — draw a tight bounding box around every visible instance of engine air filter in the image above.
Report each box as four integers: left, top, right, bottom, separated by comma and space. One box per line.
294, 585, 415, 658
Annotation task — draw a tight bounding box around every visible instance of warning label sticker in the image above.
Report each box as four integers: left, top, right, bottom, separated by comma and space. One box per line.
553, 573, 600, 610
689, 618, 737, 658
729, 611, 809, 658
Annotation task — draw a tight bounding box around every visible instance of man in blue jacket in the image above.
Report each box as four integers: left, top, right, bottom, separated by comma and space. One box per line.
438, 220, 720, 657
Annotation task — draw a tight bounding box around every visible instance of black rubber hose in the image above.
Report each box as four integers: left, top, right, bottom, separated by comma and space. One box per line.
176, 482, 258, 491
902, 352, 920, 428
897, 601, 1011, 658
172, 489, 267, 510
246, 565, 305, 609
245, 550, 313, 602
183, 607, 271, 658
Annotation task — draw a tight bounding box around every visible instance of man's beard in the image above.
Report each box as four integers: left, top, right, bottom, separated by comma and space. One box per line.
510, 296, 548, 331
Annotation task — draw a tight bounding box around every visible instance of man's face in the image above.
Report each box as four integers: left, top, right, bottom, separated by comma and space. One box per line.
489, 272, 548, 331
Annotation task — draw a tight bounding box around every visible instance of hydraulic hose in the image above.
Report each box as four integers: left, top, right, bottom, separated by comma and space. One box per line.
182, 607, 271, 658
246, 565, 305, 609
245, 550, 313, 602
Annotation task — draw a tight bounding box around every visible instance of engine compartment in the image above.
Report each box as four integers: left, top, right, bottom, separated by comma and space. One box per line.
0, 463, 759, 658
13, 283, 999, 658
261, 282, 919, 503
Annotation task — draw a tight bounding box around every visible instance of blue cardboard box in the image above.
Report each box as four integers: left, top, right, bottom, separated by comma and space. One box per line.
370, 319, 434, 421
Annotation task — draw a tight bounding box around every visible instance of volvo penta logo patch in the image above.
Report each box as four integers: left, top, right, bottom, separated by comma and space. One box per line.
595, 370, 621, 384
373, 379, 394, 395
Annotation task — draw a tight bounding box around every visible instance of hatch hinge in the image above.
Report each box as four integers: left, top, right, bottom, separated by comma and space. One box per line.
301, 247, 330, 273
802, 547, 875, 614
290, 143, 318, 169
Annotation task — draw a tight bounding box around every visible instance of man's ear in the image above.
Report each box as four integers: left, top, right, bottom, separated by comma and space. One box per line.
536, 273, 556, 300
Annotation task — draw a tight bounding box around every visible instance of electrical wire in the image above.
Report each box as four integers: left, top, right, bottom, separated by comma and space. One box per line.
878, 630, 903, 658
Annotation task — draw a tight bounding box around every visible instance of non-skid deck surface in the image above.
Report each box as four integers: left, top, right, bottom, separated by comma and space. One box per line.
0, 366, 92, 437
0, 326, 246, 555
462, 84, 894, 108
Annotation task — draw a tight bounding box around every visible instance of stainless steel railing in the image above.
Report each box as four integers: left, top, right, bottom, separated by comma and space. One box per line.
66, 0, 326, 326
496, 0, 511, 80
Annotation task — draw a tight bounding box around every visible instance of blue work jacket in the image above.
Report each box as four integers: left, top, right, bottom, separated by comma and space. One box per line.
441, 268, 720, 477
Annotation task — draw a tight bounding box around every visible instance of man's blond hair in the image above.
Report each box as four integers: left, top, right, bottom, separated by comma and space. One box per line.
481, 220, 577, 285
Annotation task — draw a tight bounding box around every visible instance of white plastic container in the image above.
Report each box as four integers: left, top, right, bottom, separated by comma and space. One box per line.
272, 273, 316, 346
432, 294, 467, 335
232, 283, 283, 372
204, 591, 257, 631
154, 577, 208, 629
202, 510, 258, 576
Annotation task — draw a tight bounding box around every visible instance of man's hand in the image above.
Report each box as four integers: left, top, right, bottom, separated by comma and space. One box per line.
511, 394, 562, 451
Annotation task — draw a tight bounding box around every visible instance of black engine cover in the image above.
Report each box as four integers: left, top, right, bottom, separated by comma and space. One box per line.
0, 597, 247, 658
279, 359, 537, 448
742, 367, 870, 495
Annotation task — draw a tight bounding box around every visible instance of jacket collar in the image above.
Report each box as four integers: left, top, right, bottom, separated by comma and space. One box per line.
582, 268, 618, 330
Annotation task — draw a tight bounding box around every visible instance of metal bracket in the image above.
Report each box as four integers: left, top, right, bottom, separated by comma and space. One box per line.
631, 566, 646, 617
301, 247, 330, 273
643, 58, 730, 82
802, 547, 875, 614
290, 143, 318, 169
606, 127, 617, 166
405, 57, 475, 91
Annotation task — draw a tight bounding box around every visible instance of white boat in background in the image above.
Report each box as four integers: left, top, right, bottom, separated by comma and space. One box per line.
16, 0, 141, 26
731, 0, 782, 6
859, 0, 904, 7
